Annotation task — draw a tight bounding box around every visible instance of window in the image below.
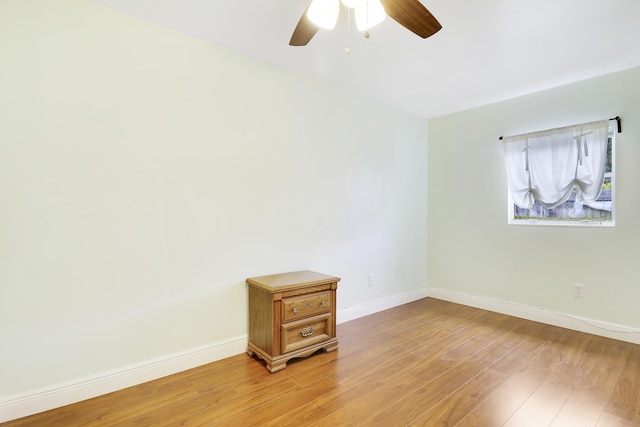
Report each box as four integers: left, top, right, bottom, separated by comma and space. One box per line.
504, 120, 616, 227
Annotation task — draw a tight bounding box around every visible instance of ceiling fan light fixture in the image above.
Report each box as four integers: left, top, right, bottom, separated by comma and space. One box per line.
307, 0, 340, 30
341, 0, 368, 8
290, 0, 442, 47
354, 0, 386, 31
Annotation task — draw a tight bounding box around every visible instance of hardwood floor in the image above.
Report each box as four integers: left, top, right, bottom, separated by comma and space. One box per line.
5, 298, 640, 426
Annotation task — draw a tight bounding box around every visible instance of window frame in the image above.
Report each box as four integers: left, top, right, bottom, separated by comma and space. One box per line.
507, 123, 616, 227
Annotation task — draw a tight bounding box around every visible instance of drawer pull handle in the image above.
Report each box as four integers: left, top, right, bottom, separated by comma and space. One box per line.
321, 301, 327, 307
299, 327, 315, 337
292, 308, 298, 314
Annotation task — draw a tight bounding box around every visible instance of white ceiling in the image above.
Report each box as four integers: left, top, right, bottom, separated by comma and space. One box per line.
89, 0, 640, 118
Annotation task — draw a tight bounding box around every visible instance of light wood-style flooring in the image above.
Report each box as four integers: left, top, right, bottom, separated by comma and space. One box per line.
5, 298, 640, 426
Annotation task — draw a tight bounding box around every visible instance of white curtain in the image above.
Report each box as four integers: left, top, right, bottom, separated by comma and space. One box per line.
503, 120, 609, 209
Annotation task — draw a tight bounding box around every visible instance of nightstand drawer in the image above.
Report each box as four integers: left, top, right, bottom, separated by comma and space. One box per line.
281, 313, 331, 354
282, 291, 331, 322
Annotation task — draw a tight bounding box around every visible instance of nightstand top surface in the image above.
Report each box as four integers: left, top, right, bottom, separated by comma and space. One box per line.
246, 270, 340, 292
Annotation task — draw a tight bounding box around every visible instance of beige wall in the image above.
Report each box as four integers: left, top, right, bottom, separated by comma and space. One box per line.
428, 66, 640, 328
0, 0, 428, 398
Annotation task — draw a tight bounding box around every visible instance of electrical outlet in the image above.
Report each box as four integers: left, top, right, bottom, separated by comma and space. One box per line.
368, 273, 374, 287
573, 283, 584, 298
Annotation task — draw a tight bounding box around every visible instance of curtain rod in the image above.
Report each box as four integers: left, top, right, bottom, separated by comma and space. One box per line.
498, 116, 621, 140
613, 115, 622, 133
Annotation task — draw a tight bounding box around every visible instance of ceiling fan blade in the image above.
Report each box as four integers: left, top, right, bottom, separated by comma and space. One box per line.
380, 0, 442, 39
289, 2, 320, 46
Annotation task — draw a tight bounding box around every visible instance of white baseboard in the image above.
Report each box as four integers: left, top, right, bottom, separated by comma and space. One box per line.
1, 288, 430, 423
428, 287, 640, 345
0, 335, 248, 423
336, 287, 430, 324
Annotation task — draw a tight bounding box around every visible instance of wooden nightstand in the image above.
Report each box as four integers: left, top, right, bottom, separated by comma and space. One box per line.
246, 270, 340, 373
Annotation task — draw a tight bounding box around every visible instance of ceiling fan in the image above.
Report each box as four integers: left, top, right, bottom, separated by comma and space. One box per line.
289, 0, 442, 46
